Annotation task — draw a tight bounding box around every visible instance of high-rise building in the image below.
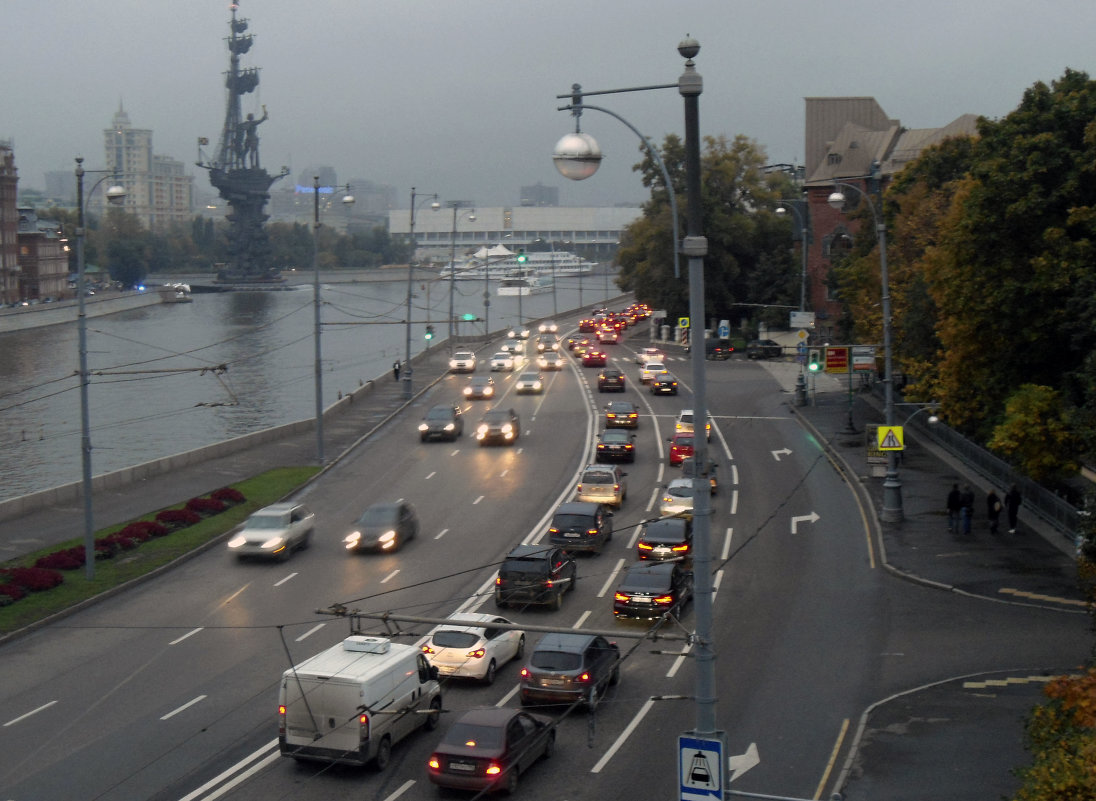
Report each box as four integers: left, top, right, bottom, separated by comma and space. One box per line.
102, 104, 193, 230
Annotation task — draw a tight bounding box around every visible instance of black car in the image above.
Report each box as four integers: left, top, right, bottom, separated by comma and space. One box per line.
343, 501, 419, 553
418, 403, 464, 442
703, 338, 733, 360
746, 339, 783, 360
596, 429, 636, 462
597, 367, 626, 392
495, 545, 577, 609
476, 408, 520, 446
650, 373, 679, 395
636, 517, 693, 561
520, 632, 621, 709
613, 561, 694, 618
427, 708, 555, 794
603, 400, 639, 429
547, 501, 613, 554
464, 375, 496, 400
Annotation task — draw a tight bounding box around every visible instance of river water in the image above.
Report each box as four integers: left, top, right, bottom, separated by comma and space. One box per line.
0, 272, 621, 502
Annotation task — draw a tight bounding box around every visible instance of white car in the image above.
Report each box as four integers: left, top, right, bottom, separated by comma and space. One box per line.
227, 502, 314, 560
515, 372, 545, 394
506, 327, 531, 340
490, 352, 515, 371
537, 351, 564, 370
675, 409, 712, 441
448, 351, 477, 373
636, 346, 665, 365
421, 613, 525, 684
639, 360, 669, 383
538, 320, 558, 333
659, 478, 694, 518
500, 338, 525, 354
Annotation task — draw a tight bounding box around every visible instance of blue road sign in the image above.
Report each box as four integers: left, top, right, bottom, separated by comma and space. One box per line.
680, 733, 724, 801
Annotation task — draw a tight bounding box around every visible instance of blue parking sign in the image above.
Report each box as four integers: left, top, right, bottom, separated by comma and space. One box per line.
679, 733, 724, 801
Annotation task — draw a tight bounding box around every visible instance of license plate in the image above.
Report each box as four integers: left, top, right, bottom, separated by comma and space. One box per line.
541, 678, 565, 687
632, 596, 652, 603
449, 761, 477, 773
563, 532, 580, 538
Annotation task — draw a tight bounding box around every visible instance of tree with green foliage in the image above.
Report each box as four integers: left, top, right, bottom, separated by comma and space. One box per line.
616, 133, 799, 331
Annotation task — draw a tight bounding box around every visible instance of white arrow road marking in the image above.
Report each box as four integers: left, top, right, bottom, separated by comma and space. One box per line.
728, 742, 760, 782
771, 448, 792, 461
791, 512, 820, 534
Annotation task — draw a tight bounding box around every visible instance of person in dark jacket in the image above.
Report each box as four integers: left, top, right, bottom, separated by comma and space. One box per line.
1005, 484, 1022, 533
959, 484, 975, 534
986, 489, 1002, 535
946, 484, 962, 533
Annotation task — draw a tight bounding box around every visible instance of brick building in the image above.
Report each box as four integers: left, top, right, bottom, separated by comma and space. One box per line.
0, 142, 18, 305
16, 207, 68, 301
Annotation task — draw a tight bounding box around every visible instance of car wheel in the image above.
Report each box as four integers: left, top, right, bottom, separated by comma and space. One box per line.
503, 767, 519, 795
420, 434, 428, 442
515, 634, 525, 659
483, 659, 497, 686
301, 529, 313, 550
543, 730, 556, 759
494, 593, 507, 609
372, 735, 392, 771
551, 590, 563, 611
610, 664, 621, 686
586, 686, 599, 711
425, 696, 442, 730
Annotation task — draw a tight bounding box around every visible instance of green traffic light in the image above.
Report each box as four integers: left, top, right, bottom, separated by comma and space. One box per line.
424, 325, 434, 340
516, 249, 527, 264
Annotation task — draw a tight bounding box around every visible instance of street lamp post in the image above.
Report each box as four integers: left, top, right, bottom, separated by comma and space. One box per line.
446, 200, 475, 349
312, 175, 355, 465
828, 161, 901, 521
74, 156, 126, 580
553, 35, 720, 744
404, 188, 440, 399
776, 200, 810, 405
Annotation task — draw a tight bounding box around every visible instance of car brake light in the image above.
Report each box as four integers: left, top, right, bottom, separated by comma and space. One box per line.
421, 645, 435, 654
520, 668, 530, 680
613, 484, 620, 492
672, 544, 689, 552
486, 763, 502, 776
637, 542, 653, 551
428, 755, 441, 771
278, 704, 286, 735
614, 592, 630, 602
586, 528, 598, 536
545, 579, 554, 588
495, 576, 502, 585
653, 594, 675, 605
466, 648, 486, 659
577, 672, 592, 683
576, 484, 583, 492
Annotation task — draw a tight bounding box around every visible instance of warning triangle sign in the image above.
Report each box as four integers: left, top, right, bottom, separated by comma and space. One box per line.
878, 426, 904, 450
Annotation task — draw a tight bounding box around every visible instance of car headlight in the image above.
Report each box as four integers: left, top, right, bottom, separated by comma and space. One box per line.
533, 381, 542, 390
477, 425, 488, 435
444, 423, 455, 431
501, 424, 513, 434
227, 536, 246, 549
378, 530, 396, 544
484, 388, 494, 396
344, 531, 362, 549
463, 387, 473, 395
261, 537, 286, 550
418, 423, 429, 431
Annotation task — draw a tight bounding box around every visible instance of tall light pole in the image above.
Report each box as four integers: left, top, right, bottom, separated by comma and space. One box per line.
312, 175, 354, 465
446, 200, 475, 350
553, 34, 720, 746
828, 160, 901, 521
74, 156, 126, 580
776, 200, 810, 405
404, 188, 440, 399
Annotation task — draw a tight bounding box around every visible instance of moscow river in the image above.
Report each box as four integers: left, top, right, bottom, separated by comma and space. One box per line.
0, 271, 623, 502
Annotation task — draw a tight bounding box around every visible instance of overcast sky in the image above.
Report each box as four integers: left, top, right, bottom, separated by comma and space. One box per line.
6, 0, 1095, 209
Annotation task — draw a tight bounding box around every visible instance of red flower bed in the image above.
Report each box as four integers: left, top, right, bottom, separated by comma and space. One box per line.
118, 520, 168, 541
0, 583, 26, 602
155, 508, 201, 528
186, 497, 227, 516
35, 548, 85, 570
3, 566, 64, 592
98, 534, 138, 552
211, 487, 245, 504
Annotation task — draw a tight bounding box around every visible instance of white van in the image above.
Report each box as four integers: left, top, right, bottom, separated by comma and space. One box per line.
278, 635, 442, 769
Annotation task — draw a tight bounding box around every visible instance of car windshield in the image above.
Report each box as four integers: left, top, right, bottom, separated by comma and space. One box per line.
602, 431, 630, 442
470, 378, 490, 386
483, 412, 511, 423
441, 722, 505, 749
667, 485, 691, 498
454, 352, 474, 360
245, 513, 288, 530
493, 352, 510, 360
647, 362, 665, 371
641, 522, 687, 544
621, 571, 672, 591
502, 559, 547, 576
357, 505, 398, 526
607, 403, 632, 412
426, 407, 454, 420
581, 471, 614, 485
519, 373, 539, 381
674, 436, 694, 447
530, 650, 582, 671
432, 630, 480, 649
553, 514, 594, 530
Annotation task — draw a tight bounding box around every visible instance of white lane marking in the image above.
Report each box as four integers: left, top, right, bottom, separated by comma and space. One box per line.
667, 643, 691, 678
712, 569, 724, 603
381, 569, 400, 584
4, 700, 57, 727
517, 447, 524, 454
500, 469, 509, 477
196, 749, 281, 801
161, 695, 207, 720
626, 525, 641, 549
722, 527, 733, 561
729, 489, 739, 515
473, 495, 484, 505
450, 448, 460, 456
177, 738, 279, 801
591, 697, 655, 773
646, 487, 660, 513
296, 623, 325, 642
425, 471, 437, 480
273, 572, 297, 587
434, 528, 449, 540
170, 628, 204, 646
497, 683, 520, 707
572, 610, 592, 629
730, 463, 739, 485
598, 559, 625, 598
223, 585, 248, 604
383, 780, 417, 801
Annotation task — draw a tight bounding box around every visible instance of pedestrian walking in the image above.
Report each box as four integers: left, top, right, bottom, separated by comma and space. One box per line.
959, 484, 974, 534
1005, 483, 1022, 533
986, 489, 1002, 535
392, 361, 401, 381
946, 483, 962, 533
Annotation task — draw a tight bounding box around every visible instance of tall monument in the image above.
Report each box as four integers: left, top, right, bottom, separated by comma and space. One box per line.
198, 1, 287, 284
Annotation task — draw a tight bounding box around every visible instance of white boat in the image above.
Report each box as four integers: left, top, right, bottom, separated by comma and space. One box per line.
440, 245, 597, 280
158, 283, 193, 303
497, 272, 555, 296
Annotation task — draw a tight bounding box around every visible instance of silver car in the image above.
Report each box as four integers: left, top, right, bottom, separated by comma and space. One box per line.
659, 477, 694, 518
227, 502, 314, 560
575, 464, 627, 508
515, 372, 545, 394
490, 352, 515, 372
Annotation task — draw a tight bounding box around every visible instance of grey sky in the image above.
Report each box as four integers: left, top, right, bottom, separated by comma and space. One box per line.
6, 0, 1095, 209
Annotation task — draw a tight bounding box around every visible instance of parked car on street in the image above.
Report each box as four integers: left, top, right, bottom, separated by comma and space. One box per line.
747, 339, 783, 359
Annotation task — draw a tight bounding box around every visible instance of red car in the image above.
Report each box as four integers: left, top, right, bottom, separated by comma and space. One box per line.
667, 432, 695, 466
578, 318, 597, 333
582, 350, 608, 367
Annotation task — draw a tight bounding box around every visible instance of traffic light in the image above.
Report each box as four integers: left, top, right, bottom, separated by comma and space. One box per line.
516, 248, 527, 264
808, 348, 821, 372
461, 313, 479, 321
424, 324, 435, 340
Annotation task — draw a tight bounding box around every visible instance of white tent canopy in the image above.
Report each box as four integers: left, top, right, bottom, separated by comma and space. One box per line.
471, 244, 515, 260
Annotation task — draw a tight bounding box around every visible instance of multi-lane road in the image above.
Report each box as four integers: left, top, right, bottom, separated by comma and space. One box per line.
0, 319, 1086, 801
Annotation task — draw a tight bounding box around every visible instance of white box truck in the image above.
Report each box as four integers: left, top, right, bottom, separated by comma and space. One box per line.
278, 635, 442, 769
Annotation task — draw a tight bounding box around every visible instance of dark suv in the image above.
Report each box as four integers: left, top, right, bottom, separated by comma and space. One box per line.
495, 545, 577, 610
418, 403, 464, 442
520, 633, 621, 709
597, 368, 626, 392
547, 501, 613, 554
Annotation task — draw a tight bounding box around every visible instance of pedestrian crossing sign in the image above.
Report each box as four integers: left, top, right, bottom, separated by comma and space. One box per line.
877, 426, 904, 451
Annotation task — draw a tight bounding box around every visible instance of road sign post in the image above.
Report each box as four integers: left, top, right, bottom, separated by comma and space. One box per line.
680, 731, 726, 801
